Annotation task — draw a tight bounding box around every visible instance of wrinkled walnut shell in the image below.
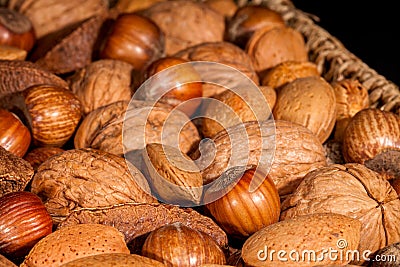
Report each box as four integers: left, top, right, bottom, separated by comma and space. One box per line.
281, 163, 400, 255
0, 146, 33, 197
30, 148, 157, 224
69, 59, 134, 115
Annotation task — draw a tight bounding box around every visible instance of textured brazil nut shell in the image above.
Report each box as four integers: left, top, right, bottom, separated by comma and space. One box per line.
0, 60, 68, 98
0, 146, 33, 197
281, 163, 400, 254
69, 59, 134, 115
198, 120, 326, 197
246, 26, 308, 73
343, 108, 400, 164
30, 148, 157, 224
242, 213, 361, 267
141, 0, 225, 55
58, 203, 228, 249
20, 224, 129, 267
273, 76, 336, 143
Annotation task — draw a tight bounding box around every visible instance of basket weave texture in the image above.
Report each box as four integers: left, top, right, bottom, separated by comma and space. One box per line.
237, 0, 400, 114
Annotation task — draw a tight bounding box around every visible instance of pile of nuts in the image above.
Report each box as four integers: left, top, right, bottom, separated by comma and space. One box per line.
1, 0, 400, 266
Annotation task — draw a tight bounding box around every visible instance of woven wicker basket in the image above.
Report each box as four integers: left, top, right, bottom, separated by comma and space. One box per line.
237, 0, 400, 115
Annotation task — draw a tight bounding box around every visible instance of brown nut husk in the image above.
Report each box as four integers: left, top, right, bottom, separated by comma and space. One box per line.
74, 100, 200, 156
142, 143, 203, 205
261, 60, 320, 89
0, 60, 68, 98
198, 120, 327, 197
29, 15, 105, 75
142, 0, 225, 55
30, 148, 157, 224
369, 242, 400, 266
332, 79, 369, 142
8, 0, 109, 39
20, 224, 130, 267
203, 0, 237, 19
69, 59, 134, 115
0, 146, 33, 197
59, 253, 168, 267
242, 213, 362, 267
281, 163, 400, 255
174, 41, 259, 97
246, 26, 308, 73
273, 76, 336, 143
142, 223, 226, 266
343, 108, 400, 164
58, 203, 228, 249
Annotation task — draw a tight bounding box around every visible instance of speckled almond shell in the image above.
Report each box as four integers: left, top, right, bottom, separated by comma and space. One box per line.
273, 76, 336, 143
20, 224, 130, 267
242, 213, 361, 267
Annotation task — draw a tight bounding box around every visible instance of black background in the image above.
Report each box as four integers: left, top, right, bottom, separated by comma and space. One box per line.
290, 0, 399, 86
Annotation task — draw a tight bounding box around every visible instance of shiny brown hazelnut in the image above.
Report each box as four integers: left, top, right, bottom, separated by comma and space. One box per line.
142, 222, 226, 266
0, 109, 31, 157
205, 167, 280, 239
0, 8, 35, 52
100, 13, 164, 71
0, 191, 52, 259
227, 5, 285, 48
143, 56, 202, 116
22, 85, 82, 147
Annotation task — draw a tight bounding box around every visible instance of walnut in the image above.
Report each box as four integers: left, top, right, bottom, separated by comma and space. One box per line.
30, 148, 157, 225
281, 163, 400, 257
69, 59, 134, 116
74, 100, 200, 157
0, 146, 33, 197
141, 0, 225, 55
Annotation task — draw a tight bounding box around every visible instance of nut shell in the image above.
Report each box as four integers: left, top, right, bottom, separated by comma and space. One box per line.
23, 146, 64, 171
142, 0, 225, 55
261, 60, 320, 89
69, 59, 134, 115
342, 108, 400, 164
8, 0, 108, 39
143, 143, 203, 205
58, 203, 228, 249
174, 41, 259, 97
281, 163, 400, 254
0, 146, 33, 197
20, 224, 130, 267
142, 223, 226, 266
0, 109, 31, 157
23, 84, 82, 147
30, 148, 157, 224
273, 76, 336, 143
0, 44, 27, 60
205, 168, 280, 238
0, 254, 17, 267
246, 26, 308, 73
242, 213, 362, 267
0, 191, 52, 259
59, 253, 167, 267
